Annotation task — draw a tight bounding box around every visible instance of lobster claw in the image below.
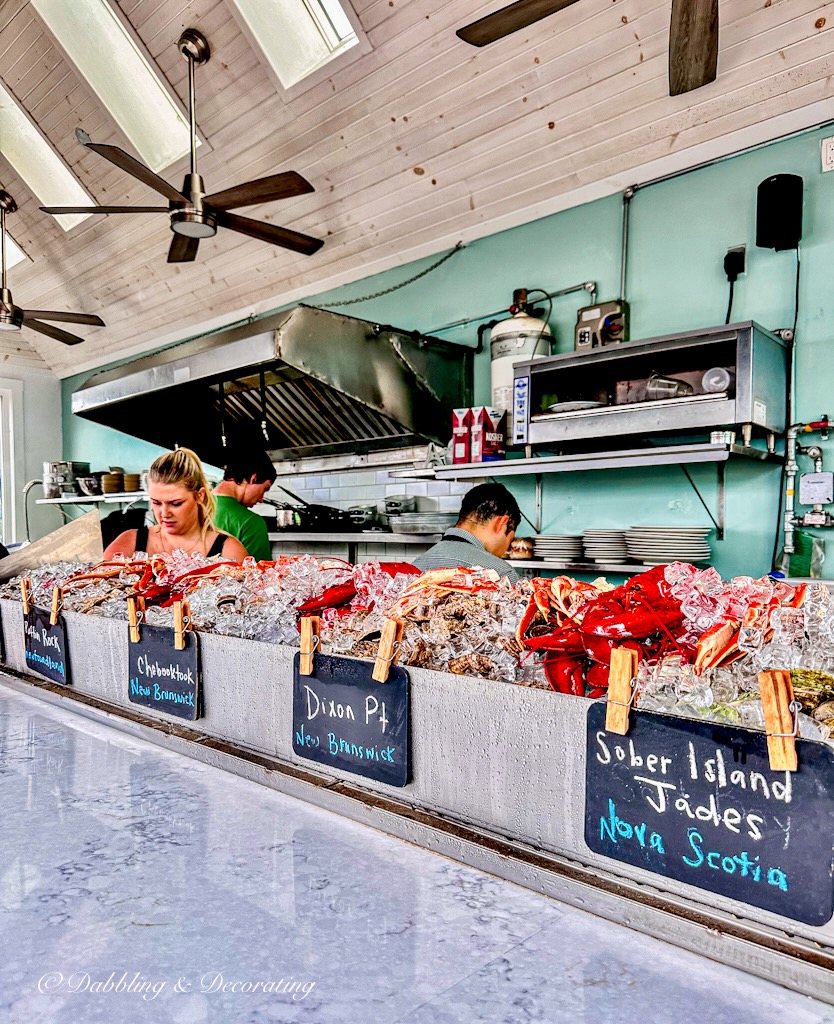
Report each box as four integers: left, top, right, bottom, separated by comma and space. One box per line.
523, 625, 586, 654
585, 660, 612, 692
297, 583, 358, 617
543, 652, 587, 695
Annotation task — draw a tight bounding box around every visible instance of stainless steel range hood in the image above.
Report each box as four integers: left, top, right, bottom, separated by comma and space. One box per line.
72, 305, 473, 464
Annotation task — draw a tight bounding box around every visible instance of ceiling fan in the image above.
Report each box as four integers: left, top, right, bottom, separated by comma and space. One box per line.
41, 29, 324, 263
0, 191, 104, 345
456, 0, 719, 97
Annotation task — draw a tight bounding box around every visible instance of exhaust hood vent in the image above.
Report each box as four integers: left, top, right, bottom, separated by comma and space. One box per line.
72, 305, 473, 464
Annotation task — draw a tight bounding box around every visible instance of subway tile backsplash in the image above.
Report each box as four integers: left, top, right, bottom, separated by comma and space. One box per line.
264, 464, 489, 561
265, 466, 474, 512
338, 472, 377, 487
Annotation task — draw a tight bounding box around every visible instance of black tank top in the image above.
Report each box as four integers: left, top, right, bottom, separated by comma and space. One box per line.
135, 525, 227, 557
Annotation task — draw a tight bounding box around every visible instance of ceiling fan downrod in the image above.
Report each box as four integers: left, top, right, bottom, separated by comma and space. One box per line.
0, 191, 22, 331
173, 28, 215, 239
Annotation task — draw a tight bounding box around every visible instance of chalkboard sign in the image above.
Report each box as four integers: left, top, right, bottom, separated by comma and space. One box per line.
24, 606, 69, 686
292, 652, 410, 787
585, 702, 834, 925
127, 623, 201, 720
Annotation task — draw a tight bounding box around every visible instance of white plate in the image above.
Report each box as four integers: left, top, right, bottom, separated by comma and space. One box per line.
627, 540, 713, 548
628, 527, 711, 535
536, 538, 584, 543
627, 537, 710, 545
629, 523, 711, 529
629, 553, 710, 560
627, 535, 710, 542
628, 533, 711, 541
627, 538, 711, 546
627, 552, 711, 559
629, 554, 711, 560
546, 400, 608, 413
627, 546, 711, 554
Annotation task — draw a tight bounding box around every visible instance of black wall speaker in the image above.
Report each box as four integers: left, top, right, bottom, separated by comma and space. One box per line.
756, 174, 803, 251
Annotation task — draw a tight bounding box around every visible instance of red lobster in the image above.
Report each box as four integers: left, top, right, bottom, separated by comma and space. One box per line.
518, 566, 689, 697
297, 561, 421, 618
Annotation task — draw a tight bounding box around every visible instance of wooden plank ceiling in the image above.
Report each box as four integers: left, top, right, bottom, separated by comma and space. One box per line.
0, 0, 832, 375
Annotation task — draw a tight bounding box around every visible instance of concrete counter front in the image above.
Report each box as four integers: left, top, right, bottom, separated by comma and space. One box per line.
1, 597, 832, 1001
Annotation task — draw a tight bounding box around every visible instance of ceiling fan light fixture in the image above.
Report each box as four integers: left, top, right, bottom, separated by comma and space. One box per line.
170, 211, 217, 238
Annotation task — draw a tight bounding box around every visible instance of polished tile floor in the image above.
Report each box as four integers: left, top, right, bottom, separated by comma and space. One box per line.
0, 682, 831, 1024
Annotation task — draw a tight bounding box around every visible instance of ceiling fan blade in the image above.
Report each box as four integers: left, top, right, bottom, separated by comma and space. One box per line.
167, 233, 200, 263
84, 143, 184, 202
22, 310, 105, 326
669, 0, 718, 96
457, 0, 581, 46
205, 172, 314, 211
40, 205, 166, 215
24, 319, 83, 346
216, 212, 323, 255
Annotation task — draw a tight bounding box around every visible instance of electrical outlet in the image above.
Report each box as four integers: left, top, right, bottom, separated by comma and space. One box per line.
725, 244, 746, 275
821, 136, 834, 172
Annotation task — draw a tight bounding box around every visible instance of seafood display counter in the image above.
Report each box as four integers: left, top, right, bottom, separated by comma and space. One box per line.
1, 558, 834, 1002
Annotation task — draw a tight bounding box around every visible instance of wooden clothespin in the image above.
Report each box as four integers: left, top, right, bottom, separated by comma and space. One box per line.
50, 586, 63, 626
173, 599, 192, 651
605, 647, 639, 735
127, 597, 143, 644
20, 578, 32, 615
758, 669, 799, 772
372, 618, 404, 683
299, 615, 320, 676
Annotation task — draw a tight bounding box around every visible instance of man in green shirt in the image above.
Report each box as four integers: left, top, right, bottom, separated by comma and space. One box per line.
213, 450, 276, 561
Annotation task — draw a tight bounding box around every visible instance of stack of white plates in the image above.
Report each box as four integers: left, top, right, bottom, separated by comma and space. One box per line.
389, 512, 458, 534
626, 526, 712, 566
532, 534, 584, 562
582, 529, 628, 564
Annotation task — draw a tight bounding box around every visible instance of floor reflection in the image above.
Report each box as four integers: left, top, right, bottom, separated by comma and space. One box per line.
0, 682, 830, 1024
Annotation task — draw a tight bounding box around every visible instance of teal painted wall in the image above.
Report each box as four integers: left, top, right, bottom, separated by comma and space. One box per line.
63, 123, 834, 577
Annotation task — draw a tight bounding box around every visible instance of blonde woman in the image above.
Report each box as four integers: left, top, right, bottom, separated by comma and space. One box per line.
103, 448, 249, 560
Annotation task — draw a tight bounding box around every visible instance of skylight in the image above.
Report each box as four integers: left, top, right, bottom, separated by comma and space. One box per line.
31, 0, 193, 173
6, 235, 28, 271
0, 81, 92, 231
229, 0, 359, 89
